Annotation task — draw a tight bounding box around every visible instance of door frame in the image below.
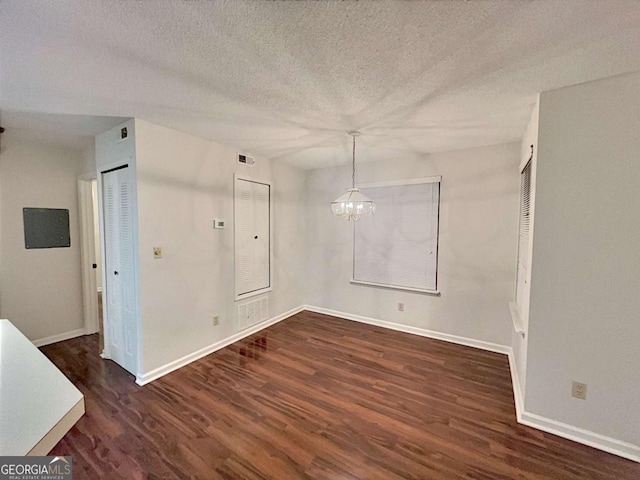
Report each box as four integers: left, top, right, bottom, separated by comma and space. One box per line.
233, 174, 273, 301
78, 173, 100, 338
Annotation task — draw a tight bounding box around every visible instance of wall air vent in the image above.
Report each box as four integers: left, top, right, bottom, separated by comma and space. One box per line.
237, 296, 268, 331
238, 153, 255, 166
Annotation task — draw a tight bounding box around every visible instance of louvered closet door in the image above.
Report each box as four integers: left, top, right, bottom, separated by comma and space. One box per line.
251, 182, 270, 290
235, 177, 271, 298
103, 170, 122, 363
102, 166, 137, 375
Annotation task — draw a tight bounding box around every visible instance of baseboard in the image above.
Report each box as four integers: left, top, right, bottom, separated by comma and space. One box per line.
84, 325, 99, 335
303, 305, 511, 355
506, 348, 524, 421
132, 303, 639, 463
137, 304, 509, 386
505, 350, 639, 463
519, 411, 640, 463
32, 328, 86, 347
135, 305, 305, 386
306, 305, 639, 463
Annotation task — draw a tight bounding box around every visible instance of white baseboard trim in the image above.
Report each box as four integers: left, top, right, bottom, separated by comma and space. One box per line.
519, 410, 640, 463
505, 350, 639, 463
84, 325, 99, 335
32, 328, 86, 347
135, 305, 305, 386
303, 305, 511, 355
132, 303, 639, 463
506, 348, 524, 421
306, 305, 640, 463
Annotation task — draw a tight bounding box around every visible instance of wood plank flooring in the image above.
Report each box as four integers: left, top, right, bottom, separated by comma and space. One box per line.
41, 311, 640, 479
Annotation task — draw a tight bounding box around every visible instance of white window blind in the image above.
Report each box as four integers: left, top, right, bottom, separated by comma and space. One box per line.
515, 160, 532, 306
353, 178, 441, 293
235, 176, 271, 299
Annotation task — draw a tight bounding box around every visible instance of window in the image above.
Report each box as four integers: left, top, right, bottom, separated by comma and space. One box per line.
234, 175, 271, 300
352, 177, 441, 293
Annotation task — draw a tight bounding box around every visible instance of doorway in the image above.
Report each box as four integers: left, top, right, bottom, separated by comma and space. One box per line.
78, 175, 102, 350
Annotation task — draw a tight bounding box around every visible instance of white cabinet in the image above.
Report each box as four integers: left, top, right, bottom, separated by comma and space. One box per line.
0, 320, 84, 456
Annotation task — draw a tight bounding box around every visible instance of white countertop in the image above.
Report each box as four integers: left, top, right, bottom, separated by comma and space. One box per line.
0, 319, 85, 456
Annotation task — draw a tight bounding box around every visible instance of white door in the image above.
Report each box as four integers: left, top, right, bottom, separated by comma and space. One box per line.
102, 166, 137, 375
235, 177, 271, 298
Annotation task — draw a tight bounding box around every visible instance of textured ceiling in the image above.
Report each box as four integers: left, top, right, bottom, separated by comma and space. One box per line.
1, 1, 640, 168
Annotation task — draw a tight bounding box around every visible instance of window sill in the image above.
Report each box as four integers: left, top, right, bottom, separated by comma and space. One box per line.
509, 302, 526, 338
236, 287, 272, 302
350, 279, 440, 295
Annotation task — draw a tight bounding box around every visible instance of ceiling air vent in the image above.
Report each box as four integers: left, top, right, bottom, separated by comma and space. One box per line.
238, 153, 255, 166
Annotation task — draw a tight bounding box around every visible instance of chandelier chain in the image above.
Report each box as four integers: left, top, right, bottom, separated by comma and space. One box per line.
352, 134, 356, 188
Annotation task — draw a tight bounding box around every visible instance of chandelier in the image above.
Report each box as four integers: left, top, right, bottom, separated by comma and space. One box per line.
330, 132, 376, 221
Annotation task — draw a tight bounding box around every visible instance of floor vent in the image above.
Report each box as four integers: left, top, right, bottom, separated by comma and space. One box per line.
237, 296, 268, 330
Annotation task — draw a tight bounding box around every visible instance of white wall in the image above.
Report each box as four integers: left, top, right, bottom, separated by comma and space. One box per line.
0, 133, 84, 341
305, 142, 520, 347
80, 143, 96, 176
95, 119, 136, 170
133, 119, 305, 373
525, 71, 640, 446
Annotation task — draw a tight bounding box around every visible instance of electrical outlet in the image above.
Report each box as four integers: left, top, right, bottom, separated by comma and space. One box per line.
153, 247, 162, 259
398, 302, 404, 312
572, 381, 587, 400
212, 316, 219, 326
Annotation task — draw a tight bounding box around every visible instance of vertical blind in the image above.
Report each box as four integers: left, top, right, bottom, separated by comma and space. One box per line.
353, 179, 440, 292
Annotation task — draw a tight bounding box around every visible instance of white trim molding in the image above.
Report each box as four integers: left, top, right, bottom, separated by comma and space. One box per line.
350, 279, 440, 295
234, 174, 274, 301
506, 348, 639, 463
135, 305, 304, 386
519, 410, 640, 463
507, 348, 525, 421
32, 328, 86, 348
305, 305, 640, 463
508, 301, 526, 338
131, 302, 639, 463
78, 176, 100, 338
303, 305, 510, 355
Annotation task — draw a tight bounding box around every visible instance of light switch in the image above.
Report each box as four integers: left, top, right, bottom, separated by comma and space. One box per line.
153, 247, 162, 259
213, 219, 226, 229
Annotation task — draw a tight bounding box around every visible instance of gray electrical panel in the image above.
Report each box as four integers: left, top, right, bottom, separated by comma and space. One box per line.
23, 208, 71, 249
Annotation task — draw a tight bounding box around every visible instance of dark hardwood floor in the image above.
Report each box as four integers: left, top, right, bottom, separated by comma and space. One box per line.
41, 311, 639, 479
